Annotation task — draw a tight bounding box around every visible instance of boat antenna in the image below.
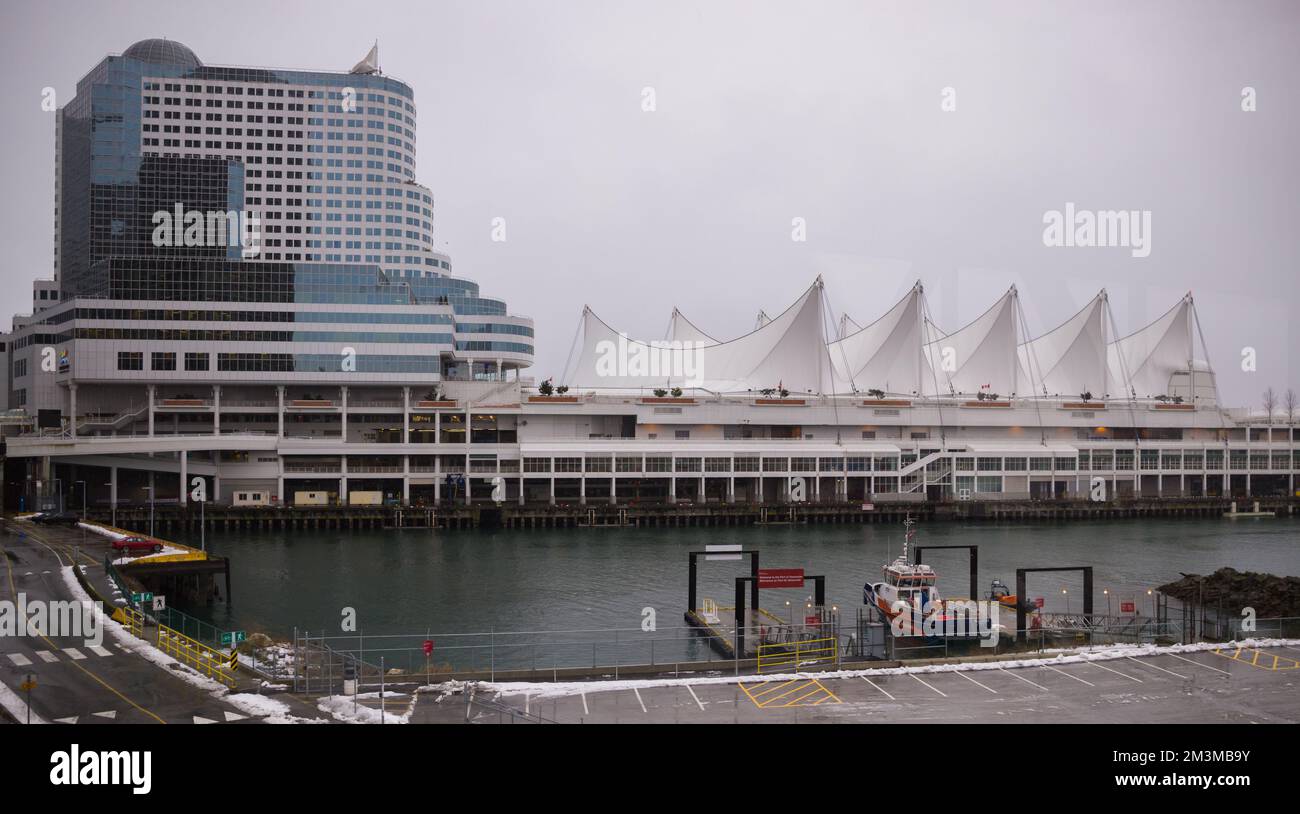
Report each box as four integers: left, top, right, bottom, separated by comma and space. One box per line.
902, 513, 915, 563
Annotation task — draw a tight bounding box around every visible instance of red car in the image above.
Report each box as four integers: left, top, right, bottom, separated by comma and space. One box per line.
112, 536, 163, 554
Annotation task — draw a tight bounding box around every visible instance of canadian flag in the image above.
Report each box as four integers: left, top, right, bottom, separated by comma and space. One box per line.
981, 383, 991, 390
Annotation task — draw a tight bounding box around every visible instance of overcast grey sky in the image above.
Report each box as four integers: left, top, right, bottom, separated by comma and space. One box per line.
2, 0, 1296, 406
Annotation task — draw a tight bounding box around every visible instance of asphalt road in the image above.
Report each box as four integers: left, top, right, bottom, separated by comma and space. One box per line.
0, 520, 277, 724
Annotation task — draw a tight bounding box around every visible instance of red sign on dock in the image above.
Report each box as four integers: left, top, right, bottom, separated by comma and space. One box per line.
758, 568, 805, 589
1120, 601, 1135, 613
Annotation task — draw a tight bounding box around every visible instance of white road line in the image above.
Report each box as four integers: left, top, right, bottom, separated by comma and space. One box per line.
88, 645, 112, 657
36, 651, 58, 663
524, 693, 530, 715
633, 687, 647, 713
911, 674, 947, 697
1126, 656, 1188, 680
1168, 653, 1231, 675
63, 648, 86, 660
686, 685, 705, 711
6, 653, 32, 666
224, 711, 247, 722
581, 692, 589, 716
862, 676, 895, 700
54, 716, 78, 724
1089, 661, 1143, 683
93, 710, 116, 719
1042, 664, 1095, 687
955, 671, 998, 694
999, 668, 1050, 691
193, 716, 218, 724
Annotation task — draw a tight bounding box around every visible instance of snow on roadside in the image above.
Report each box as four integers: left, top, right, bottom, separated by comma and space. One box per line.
56, 565, 322, 724
476, 637, 1300, 700
0, 678, 48, 724
317, 690, 413, 724
77, 521, 128, 541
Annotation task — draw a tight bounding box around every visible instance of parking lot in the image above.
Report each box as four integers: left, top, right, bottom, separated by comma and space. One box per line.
450, 644, 1300, 724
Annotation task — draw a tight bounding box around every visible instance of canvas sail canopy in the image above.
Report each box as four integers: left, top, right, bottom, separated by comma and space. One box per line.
1018, 292, 1110, 398
566, 280, 842, 394
922, 287, 1021, 396
667, 308, 718, 345
1107, 294, 1199, 399
828, 284, 925, 396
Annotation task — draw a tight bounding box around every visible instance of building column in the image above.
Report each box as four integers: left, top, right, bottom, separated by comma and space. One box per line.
464, 457, 472, 507
402, 455, 410, 505
69, 384, 77, 438
213, 385, 221, 435
277, 386, 285, 437
669, 477, 676, 504
340, 386, 348, 441
698, 476, 704, 504
517, 477, 525, 506
609, 477, 617, 506
727, 476, 735, 504
434, 411, 441, 444
213, 474, 221, 503
579, 475, 586, 506
548, 478, 556, 506
402, 386, 410, 443
340, 455, 348, 505
179, 452, 187, 506
109, 466, 118, 514
147, 385, 155, 437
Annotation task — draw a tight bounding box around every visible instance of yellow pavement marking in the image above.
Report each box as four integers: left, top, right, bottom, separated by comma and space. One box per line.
740, 678, 841, 709
1212, 646, 1300, 671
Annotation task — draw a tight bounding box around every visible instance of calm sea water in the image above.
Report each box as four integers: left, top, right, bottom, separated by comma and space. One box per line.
177, 516, 1299, 668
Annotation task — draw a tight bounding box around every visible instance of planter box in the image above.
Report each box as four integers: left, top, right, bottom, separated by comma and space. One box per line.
528, 396, 581, 403
289, 400, 335, 408
755, 398, 806, 406
1061, 402, 1105, 410
1153, 403, 1194, 410
862, 399, 912, 407
640, 397, 696, 405
962, 401, 1012, 408
414, 400, 458, 409
159, 399, 206, 407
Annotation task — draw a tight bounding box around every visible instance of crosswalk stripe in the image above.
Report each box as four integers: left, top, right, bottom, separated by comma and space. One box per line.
63, 648, 86, 660
54, 716, 78, 724
6, 653, 32, 666
88, 645, 112, 657
194, 715, 218, 724
93, 710, 117, 719
36, 651, 59, 663
224, 711, 248, 722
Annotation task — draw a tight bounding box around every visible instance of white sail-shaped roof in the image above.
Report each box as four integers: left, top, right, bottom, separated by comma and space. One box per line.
755, 310, 772, 330
667, 308, 717, 345
1018, 292, 1109, 398
1107, 295, 1197, 398
838, 313, 862, 339
568, 280, 843, 394
922, 287, 1021, 396
828, 284, 925, 396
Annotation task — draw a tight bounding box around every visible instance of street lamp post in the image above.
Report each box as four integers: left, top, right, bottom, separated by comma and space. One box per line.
144, 486, 155, 537
1062, 588, 1069, 616
1103, 588, 1111, 617
105, 482, 115, 528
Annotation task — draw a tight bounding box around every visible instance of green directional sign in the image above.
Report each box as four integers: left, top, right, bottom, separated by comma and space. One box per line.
220, 631, 247, 645
130, 592, 154, 605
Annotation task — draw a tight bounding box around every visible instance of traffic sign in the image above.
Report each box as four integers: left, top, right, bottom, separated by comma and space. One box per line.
152, 595, 166, 612
1120, 601, 1136, 614
1034, 597, 1045, 609
19, 676, 36, 692
422, 639, 433, 657
220, 630, 247, 645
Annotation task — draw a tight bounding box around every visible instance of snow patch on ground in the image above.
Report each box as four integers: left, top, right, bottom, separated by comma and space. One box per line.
0, 678, 48, 724
317, 690, 413, 724
475, 638, 1300, 700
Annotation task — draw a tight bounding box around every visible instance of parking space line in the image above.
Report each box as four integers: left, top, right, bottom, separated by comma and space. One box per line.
1088, 661, 1143, 683
686, 685, 705, 711
1168, 653, 1231, 675
581, 692, 588, 716
862, 676, 895, 700
955, 671, 998, 694
911, 674, 947, 697
1126, 656, 1188, 680
633, 688, 647, 713
763, 681, 819, 705
1042, 664, 1095, 687
999, 668, 1049, 691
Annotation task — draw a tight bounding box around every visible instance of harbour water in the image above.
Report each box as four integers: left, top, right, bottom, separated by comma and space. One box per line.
174, 516, 1299, 671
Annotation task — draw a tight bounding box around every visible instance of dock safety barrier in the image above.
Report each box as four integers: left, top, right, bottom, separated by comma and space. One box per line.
157, 624, 238, 687
757, 636, 838, 674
